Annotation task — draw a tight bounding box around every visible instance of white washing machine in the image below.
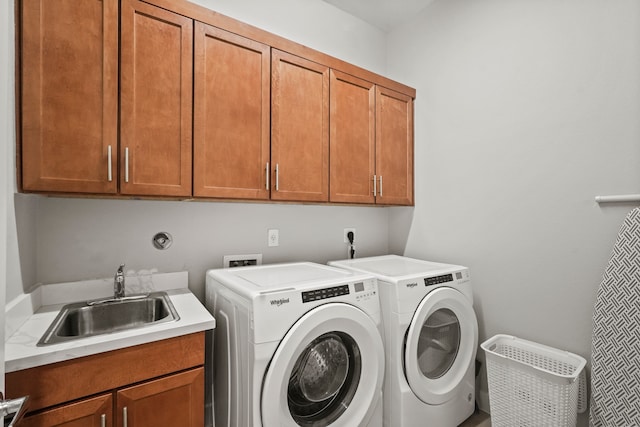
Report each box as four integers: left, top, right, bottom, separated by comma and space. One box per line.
205, 262, 385, 427
329, 255, 478, 427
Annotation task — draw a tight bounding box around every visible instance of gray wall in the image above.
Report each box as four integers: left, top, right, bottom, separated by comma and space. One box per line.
386, 0, 640, 420
4, 0, 27, 313
5, 0, 392, 303
191, 0, 388, 75
35, 198, 390, 300
1, 0, 13, 386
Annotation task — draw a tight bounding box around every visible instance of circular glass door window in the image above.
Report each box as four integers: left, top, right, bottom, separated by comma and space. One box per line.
287, 332, 361, 426
417, 308, 461, 379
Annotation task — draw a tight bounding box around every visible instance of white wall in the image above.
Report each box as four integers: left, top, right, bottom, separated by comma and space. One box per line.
6, 194, 37, 302
36, 198, 390, 300
3, 0, 42, 304
0, 1, 36, 306
387, 0, 640, 420
15, 0, 391, 302
190, 0, 387, 75
1, 0, 13, 391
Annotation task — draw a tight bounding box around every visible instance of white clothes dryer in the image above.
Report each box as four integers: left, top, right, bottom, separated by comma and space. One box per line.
205, 262, 385, 427
329, 255, 478, 427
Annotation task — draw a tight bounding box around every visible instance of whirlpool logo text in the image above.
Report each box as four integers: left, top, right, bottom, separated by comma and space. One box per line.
270, 298, 290, 307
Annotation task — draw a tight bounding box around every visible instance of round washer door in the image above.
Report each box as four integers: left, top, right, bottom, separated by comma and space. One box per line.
404, 287, 478, 405
261, 303, 384, 427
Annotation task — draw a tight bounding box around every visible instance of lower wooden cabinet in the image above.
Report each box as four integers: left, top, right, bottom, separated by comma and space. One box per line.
22, 394, 113, 427
7, 333, 205, 427
117, 368, 204, 427
21, 369, 203, 427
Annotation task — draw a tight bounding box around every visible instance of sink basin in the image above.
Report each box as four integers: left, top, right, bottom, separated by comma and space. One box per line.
38, 292, 180, 346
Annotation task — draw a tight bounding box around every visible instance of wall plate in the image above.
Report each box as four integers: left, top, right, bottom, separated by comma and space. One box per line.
223, 254, 263, 268
152, 232, 172, 250
268, 229, 279, 247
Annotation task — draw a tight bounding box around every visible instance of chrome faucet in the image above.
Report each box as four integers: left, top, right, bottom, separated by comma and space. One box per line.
114, 264, 125, 299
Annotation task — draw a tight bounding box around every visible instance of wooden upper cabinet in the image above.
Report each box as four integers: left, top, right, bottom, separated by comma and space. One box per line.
20, 0, 118, 194
19, 0, 414, 204
375, 86, 414, 206
116, 368, 204, 427
193, 24, 270, 200
271, 50, 329, 202
120, 0, 193, 197
329, 70, 376, 204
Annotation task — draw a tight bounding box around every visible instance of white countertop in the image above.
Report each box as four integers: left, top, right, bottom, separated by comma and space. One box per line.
5, 271, 215, 373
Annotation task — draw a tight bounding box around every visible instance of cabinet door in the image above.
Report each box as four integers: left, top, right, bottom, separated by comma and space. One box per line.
271, 50, 329, 202
22, 394, 113, 427
21, 0, 118, 194
329, 70, 376, 204
375, 86, 414, 206
120, 0, 193, 197
194, 24, 270, 200
116, 367, 204, 427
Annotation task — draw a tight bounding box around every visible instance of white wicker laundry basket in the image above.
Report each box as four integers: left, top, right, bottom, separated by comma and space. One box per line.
481, 334, 586, 427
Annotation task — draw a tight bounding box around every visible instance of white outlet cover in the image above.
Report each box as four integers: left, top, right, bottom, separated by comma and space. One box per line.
268, 229, 279, 247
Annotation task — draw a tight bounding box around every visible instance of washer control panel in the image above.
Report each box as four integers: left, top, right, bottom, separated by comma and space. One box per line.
424, 274, 453, 286
302, 284, 350, 303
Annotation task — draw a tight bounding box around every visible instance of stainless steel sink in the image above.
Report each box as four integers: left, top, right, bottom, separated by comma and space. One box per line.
37, 292, 180, 346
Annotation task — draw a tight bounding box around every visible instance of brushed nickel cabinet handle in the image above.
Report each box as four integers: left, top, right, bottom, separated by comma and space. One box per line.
266, 162, 270, 190
107, 145, 112, 182
275, 163, 279, 192
101, 414, 106, 427
125, 147, 129, 183
373, 175, 377, 196
379, 175, 383, 197
123, 406, 128, 427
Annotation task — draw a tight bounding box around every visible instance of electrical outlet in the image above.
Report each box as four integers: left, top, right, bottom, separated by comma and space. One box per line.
268, 229, 279, 247
344, 228, 356, 243
223, 254, 263, 268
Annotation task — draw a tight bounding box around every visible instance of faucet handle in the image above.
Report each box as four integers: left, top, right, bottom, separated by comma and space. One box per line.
114, 264, 126, 299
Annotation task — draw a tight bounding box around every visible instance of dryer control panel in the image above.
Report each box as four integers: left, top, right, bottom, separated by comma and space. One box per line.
302, 284, 350, 303
424, 274, 453, 286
